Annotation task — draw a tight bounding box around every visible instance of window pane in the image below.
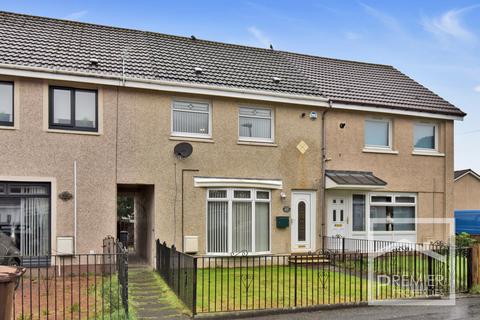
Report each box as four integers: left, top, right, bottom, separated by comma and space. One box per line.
414, 124, 435, 149
239, 117, 271, 139
365, 120, 389, 147
232, 202, 252, 252
370, 206, 388, 231
208, 190, 227, 199
173, 101, 209, 112
297, 201, 306, 241
352, 195, 365, 231
393, 207, 415, 231
256, 191, 270, 200
371, 196, 392, 203
0, 83, 13, 123
207, 202, 228, 253
75, 91, 96, 128
234, 190, 251, 199
53, 89, 72, 125
255, 202, 269, 252
173, 110, 209, 134
8, 185, 49, 195
395, 196, 415, 203
239, 107, 272, 139
0, 184, 5, 194
0, 186, 50, 258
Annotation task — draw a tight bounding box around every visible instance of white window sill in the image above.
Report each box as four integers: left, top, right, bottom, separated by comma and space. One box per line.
0, 125, 17, 131
412, 150, 445, 157
362, 148, 398, 155
46, 129, 101, 136
169, 136, 214, 143
237, 140, 277, 147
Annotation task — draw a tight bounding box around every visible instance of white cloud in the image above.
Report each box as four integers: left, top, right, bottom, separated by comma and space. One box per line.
345, 31, 362, 40
422, 5, 480, 42
475, 85, 480, 93
247, 26, 271, 48
360, 3, 403, 34
64, 10, 88, 21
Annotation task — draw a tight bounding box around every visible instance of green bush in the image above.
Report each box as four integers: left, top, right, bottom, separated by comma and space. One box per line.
456, 232, 477, 248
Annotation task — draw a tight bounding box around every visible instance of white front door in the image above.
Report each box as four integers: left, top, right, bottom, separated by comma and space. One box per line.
291, 191, 316, 252
328, 196, 347, 237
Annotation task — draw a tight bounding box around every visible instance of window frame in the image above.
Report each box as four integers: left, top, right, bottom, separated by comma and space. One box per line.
238, 106, 275, 143
368, 192, 417, 233
0, 81, 14, 127
0, 181, 52, 265
206, 188, 271, 255
49, 86, 98, 132
364, 118, 392, 150
171, 99, 212, 139
413, 122, 439, 152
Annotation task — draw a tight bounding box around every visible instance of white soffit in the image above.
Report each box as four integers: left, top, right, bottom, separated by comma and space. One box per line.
325, 176, 386, 190
194, 177, 283, 189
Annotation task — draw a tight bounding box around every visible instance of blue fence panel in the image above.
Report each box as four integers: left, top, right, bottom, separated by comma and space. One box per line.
455, 210, 480, 234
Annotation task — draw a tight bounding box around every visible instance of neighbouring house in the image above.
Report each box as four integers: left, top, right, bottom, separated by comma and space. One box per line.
454, 169, 480, 235
0, 11, 466, 266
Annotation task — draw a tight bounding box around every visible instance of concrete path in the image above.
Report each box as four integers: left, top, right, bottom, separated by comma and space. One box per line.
129, 265, 190, 320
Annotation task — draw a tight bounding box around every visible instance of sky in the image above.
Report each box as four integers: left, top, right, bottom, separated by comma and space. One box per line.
1, 0, 479, 171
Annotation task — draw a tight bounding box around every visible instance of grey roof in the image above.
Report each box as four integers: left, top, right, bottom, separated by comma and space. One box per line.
326, 170, 387, 186
0, 11, 465, 117
454, 169, 480, 180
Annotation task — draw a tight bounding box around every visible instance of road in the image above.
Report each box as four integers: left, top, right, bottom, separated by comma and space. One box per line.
254, 296, 480, 320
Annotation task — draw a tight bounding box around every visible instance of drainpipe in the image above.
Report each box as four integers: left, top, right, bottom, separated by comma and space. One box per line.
320, 101, 333, 248
73, 160, 77, 254
182, 169, 199, 252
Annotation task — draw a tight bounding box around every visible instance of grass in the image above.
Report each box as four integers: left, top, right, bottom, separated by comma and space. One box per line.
90, 274, 134, 320
196, 264, 410, 313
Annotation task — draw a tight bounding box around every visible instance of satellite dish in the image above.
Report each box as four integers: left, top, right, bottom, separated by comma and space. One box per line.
174, 142, 193, 159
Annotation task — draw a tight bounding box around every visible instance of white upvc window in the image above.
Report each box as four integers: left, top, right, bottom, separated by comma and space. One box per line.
238, 107, 274, 142
413, 123, 438, 152
171, 100, 211, 138
364, 118, 392, 150
369, 193, 416, 232
206, 188, 271, 254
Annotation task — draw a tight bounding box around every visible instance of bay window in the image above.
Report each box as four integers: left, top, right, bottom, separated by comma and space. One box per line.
369, 194, 416, 232
207, 189, 270, 254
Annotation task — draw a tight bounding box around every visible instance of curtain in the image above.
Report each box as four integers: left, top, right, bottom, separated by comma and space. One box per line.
173, 111, 209, 134
207, 202, 228, 253
255, 202, 269, 252
232, 202, 252, 252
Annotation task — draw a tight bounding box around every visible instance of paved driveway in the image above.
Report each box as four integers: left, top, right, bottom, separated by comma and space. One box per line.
254, 296, 480, 320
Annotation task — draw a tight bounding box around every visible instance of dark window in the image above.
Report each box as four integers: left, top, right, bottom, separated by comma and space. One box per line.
352, 195, 366, 231
0, 82, 14, 127
49, 87, 98, 132
298, 201, 306, 241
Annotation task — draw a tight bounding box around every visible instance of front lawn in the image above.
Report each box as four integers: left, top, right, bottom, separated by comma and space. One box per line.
196, 263, 409, 313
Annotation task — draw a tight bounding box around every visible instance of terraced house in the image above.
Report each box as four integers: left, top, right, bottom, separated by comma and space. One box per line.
0, 11, 465, 266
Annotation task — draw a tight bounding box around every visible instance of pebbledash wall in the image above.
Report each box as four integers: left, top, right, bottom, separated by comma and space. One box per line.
0, 76, 454, 261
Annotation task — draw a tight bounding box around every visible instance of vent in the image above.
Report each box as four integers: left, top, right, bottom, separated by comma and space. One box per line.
272, 77, 282, 84
194, 67, 203, 74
